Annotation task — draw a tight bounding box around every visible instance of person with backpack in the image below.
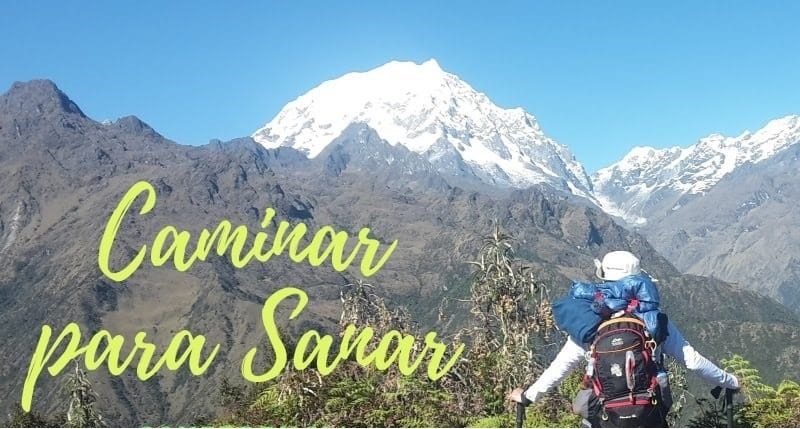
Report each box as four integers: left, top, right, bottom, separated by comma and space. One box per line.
508, 251, 740, 428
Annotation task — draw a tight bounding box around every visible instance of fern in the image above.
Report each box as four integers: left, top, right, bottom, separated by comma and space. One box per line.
249, 387, 280, 411
741, 379, 800, 427
722, 354, 774, 402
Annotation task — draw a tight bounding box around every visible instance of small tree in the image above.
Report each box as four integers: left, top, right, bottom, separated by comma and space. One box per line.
451, 221, 562, 418
64, 360, 104, 428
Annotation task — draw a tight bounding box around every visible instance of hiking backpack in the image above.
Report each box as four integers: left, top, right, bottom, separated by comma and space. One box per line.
584, 310, 666, 428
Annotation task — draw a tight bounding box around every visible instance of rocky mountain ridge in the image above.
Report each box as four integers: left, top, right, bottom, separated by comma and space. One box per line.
249, 59, 800, 318
592, 115, 800, 225
591, 115, 800, 313
1, 79, 799, 426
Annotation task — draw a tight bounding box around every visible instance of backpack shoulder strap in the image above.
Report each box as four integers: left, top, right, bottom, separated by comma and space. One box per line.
597, 315, 646, 331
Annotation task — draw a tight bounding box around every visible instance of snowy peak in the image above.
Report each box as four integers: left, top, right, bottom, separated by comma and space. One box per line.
745, 115, 800, 156
254, 58, 496, 156
690, 115, 800, 181
252, 59, 593, 198
592, 115, 800, 224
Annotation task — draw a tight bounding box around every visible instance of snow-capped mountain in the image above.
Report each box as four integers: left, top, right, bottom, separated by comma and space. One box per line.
592, 115, 800, 224
252, 59, 594, 200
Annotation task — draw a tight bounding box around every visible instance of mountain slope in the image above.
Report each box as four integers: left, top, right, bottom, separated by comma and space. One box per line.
593, 115, 800, 225
592, 115, 800, 314
252, 59, 594, 200
642, 142, 800, 312
2, 79, 799, 426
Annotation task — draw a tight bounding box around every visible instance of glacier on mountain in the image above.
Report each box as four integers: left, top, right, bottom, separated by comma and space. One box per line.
251, 59, 800, 225
252, 59, 594, 200
592, 115, 800, 224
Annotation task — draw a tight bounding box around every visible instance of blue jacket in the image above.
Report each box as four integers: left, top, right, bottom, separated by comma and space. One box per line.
569, 273, 661, 340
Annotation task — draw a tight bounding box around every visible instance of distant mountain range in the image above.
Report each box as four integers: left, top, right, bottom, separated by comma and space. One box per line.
592, 115, 800, 225
0, 66, 798, 425
251, 59, 800, 315
591, 116, 800, 312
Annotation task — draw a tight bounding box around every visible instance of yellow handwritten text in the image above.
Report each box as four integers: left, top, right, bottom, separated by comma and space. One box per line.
241, 287, 464, 382
98, 181, 398, 282
21, 323, 218, 412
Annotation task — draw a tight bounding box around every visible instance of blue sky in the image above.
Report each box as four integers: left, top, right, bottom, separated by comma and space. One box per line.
2, 1, 797, 173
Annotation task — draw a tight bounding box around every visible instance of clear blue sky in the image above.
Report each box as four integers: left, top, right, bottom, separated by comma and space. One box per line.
2, 1, 797, 173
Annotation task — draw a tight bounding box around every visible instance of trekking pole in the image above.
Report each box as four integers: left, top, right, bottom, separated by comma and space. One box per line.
711, 386, 735, 428
515, 401, 525, 428
725, 388, 734, 428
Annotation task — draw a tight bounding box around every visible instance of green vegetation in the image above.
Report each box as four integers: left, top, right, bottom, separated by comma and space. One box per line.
7, 224, 800, 427
688, 355, 800, 428
210, 222, 578, 427
5, 360, 102, 428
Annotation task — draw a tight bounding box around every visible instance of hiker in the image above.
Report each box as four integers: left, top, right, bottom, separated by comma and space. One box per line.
554, 251, 667, 346
508, 251, 740, 428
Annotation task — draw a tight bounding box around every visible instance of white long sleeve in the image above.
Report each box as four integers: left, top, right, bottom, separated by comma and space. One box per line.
522, 320, 739, 404
522, 336, 585, 403
661, 320, 740, 390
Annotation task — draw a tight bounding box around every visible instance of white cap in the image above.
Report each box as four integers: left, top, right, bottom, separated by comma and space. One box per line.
594, 251, 641, 281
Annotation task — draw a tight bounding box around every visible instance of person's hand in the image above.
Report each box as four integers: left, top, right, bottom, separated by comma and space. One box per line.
732, 375, 742, 392
508, 387, 531, 406
508, 387, 524, 403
